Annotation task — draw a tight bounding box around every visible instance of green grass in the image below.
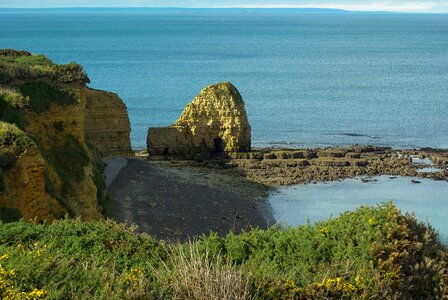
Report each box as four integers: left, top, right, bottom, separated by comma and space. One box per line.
0, 87, 28, 129
19, 82, 80, 113
0, 203, 446, 299
44, 135, 90, 214
0, 48, 89, 85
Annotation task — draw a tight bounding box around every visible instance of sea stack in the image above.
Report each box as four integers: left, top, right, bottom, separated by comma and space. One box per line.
147, 81, 251, 160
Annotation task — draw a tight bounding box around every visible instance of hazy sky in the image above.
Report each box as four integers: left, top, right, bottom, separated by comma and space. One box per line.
1, 0, 448, 13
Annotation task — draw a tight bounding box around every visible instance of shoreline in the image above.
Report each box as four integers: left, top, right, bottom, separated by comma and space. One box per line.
106, 158, 273, 241
106, 145, 447, 240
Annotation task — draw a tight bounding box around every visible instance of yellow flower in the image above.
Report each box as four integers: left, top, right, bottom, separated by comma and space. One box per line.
384, 270, 395, 281
355, 273, 363, 287
320, 227, 330, 238
284, 279, 296, 289
26, 288, 48, 299
122, 267, 144, 285
368, 217, 375, 225
342, 282, 357, 295
0, 254, 9, 261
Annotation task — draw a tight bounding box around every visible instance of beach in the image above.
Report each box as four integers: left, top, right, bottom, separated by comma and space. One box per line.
105, 157, 274, 241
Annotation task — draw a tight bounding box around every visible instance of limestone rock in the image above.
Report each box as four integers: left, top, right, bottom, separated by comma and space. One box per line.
24, 87, 102, 220
0, 50, 133, 222
148, 82, 251, 160
84, 88, 133, 157
0, 147, 65, 222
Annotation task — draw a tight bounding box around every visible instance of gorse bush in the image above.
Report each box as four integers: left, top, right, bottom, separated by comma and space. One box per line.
0, 203, 446, 299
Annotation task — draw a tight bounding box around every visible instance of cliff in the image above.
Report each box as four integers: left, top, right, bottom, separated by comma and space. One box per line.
84, 88, 133, 157
0, 49, 132, 222
147, 82, 251, 160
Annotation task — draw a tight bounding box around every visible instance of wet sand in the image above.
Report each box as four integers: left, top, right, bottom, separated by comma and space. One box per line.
106, 158, 273, 241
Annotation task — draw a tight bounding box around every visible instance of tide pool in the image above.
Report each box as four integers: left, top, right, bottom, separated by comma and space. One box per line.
268, 176, 448, 243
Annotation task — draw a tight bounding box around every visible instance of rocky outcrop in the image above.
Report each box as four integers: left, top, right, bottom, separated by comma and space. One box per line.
148, 82, 251, 160
182, 146, 448, 187
0, 49, 132, 222
84, 88, 133, 157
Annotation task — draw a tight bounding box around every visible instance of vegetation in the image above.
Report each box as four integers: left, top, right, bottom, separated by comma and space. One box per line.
0, 87, 28, 129
0, 49, 89, 85
0, 122, 35, 169
0, 203, 446, 299
90, 145, 113, 218
19, 82, 80, 113
44, 134, 90, 215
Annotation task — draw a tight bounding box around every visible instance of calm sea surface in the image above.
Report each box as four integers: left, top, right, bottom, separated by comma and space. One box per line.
269, 176, 448, 243
1, 9, 447, 149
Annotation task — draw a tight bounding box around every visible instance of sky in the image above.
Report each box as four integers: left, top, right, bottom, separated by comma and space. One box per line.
0, 0, 447, 13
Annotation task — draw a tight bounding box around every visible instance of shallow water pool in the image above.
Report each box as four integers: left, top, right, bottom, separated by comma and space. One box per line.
268, 176, 448, 243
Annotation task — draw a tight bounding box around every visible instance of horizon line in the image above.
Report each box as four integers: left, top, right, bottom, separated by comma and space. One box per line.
0, 6, 446, 14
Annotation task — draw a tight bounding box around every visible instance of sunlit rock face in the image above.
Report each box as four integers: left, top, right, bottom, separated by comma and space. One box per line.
147, 82, 251, 160
84, 88, 133, 158
0, 49, 133, 222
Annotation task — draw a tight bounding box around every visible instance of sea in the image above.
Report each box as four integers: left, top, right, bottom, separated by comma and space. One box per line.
1, 9, 447, 237
1, 8, 447, 150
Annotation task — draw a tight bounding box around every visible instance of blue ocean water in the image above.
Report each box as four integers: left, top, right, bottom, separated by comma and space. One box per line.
268, 176, 448, 243
1, 9, 447, 149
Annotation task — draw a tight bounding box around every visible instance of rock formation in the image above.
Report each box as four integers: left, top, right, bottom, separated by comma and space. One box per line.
147, 82, 251, 160
0, 49, 132, 222
84, 88, 133, 157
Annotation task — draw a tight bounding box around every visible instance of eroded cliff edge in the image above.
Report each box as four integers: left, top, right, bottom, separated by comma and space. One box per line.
0, 49, 132, 221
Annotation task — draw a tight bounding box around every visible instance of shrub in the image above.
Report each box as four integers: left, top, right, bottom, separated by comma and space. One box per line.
0, 87, 28, 128
19, 82, 80, 113
44, 134, 90, 208
0, 122, 35, 168
0, 218, 165, 299
0, 203, 446, 299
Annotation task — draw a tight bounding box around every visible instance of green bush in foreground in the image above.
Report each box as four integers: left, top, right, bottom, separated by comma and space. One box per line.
0, 203, 446, 299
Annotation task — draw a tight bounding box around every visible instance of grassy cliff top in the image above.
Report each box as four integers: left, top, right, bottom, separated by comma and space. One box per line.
0, 49, 90, 86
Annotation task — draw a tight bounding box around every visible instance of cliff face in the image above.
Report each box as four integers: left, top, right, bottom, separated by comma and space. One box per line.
84, 88, 133, 157
23, 87, 101, 220
0, 49, 132, 222
0, 147, 65, 221
148, 82, 251, 160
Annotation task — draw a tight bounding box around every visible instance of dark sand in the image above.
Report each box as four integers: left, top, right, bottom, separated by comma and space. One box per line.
107, 158, 273, 241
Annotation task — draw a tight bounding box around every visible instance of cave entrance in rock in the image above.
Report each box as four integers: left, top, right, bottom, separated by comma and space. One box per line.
213, 138, 224, 153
